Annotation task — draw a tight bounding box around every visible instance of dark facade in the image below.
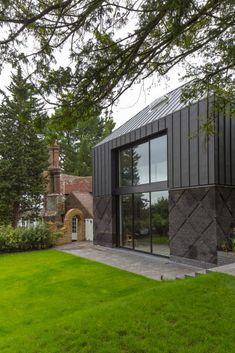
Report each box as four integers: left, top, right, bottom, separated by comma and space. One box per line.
93, 86, 235, 266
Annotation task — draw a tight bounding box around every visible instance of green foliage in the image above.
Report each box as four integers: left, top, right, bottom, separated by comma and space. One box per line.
219, 236, 235, 253
0, 1, 233, 124
49, 102, 115, 176
0, 223, 61, 252
151, 197, 169, 236
0, 67, 49, 226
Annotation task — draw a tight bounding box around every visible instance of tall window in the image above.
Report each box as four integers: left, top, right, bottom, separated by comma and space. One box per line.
118, 134, 168, 256
151, 191, 169, 255
119, 148, 132, 186
134, 193, 150, 252
150, 135, 167, 182
133, 142, 149, 185
120, 195, 133, 248
119, 134, 167, 186
120, 191, 169, 256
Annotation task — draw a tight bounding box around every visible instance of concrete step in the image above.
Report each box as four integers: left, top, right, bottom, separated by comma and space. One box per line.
176, 270, 207, 280
176, 275, 185, 280
195, 270, 207, 276
206, 269, 212, 274
184, 273, 196, 278
163, 270, 208, 281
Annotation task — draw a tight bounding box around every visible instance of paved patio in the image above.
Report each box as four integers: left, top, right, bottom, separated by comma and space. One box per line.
56, 241, 204, 280
209, 263, 235, 277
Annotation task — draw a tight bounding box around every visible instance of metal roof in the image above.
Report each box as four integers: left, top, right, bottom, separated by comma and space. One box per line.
96, 83, 191, 146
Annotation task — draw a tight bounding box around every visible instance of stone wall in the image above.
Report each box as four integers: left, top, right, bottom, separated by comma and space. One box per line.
215, 187, 235, 246
43, 194, 65, 225
169, 186, 235, 265
93, 195, 116, 247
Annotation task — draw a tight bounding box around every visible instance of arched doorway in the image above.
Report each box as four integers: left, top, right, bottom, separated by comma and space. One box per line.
63, 208, 85, 242
71, 216, 78, 240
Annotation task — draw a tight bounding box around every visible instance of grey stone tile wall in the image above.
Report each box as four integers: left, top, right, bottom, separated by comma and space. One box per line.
93, 195, 116, 247
216, 187, 235, 245
169, 186, 235, 265
93, 187, 235, 265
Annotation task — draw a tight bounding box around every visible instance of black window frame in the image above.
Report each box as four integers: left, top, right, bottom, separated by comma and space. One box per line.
116, 131, 169, 257
117, 132, 168, 192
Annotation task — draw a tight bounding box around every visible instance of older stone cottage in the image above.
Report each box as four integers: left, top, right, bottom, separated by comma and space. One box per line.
43, 144, 93, 244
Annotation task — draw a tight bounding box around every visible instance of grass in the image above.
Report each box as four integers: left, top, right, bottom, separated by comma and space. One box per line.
0, 250, 235, 353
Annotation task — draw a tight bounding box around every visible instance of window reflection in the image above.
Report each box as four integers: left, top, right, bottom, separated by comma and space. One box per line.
119, 134, 167, 187
150, 135, 167, 182
120, 191, 169, 257
133, 193, 150, 252
151, 191, 169, 256
119, 148, 132, 186
133, 142, 149, 185
120, 194, 133, 248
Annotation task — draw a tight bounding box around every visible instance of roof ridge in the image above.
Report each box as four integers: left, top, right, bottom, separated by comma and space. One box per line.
95, 81, 192, 147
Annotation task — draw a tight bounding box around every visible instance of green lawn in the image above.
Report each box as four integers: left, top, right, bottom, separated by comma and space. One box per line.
0, 250, 234, 353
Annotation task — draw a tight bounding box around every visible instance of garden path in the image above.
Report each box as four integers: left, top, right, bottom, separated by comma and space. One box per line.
56, 241, 204, 280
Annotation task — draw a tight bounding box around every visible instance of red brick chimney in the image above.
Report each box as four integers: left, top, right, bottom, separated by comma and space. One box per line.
48, 143, 61, 194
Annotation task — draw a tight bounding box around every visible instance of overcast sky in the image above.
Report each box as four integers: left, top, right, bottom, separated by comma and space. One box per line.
112, 67, 185, 128
0, 55, 186, 130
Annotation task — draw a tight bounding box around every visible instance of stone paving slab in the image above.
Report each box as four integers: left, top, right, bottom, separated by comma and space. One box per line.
56, 241, 202, 280
208, 263, 235, 277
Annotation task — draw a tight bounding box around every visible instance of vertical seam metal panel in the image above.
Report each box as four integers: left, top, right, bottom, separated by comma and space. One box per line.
97, 146, 100, 195
198, 98, 208, 185
166, 114, 173, 188
188, 106, 191, 186
172, 110, 181, 188
172, 113, 174, 188
189, 103, 199, 186
208, 95, 215, 185
225, 104, 231, 185
197, 100, 200, 184
180, 107, 189, 187
231, 105, 235, 185
92, 149, 96, 195
179, 110, 182, 187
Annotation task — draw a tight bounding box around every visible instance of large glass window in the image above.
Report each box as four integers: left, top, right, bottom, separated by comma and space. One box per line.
151, 191, 169, 256
119, 134, 167, 187
133, 142, 149, 185
150, 135, 167, 182
120, 195, 133, 248
134, 193, 150, 252
120, 191, 169, 256
119, 148, 132, 186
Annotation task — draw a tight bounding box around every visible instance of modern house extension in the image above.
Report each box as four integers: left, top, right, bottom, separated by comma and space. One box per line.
92, 85, 235, 267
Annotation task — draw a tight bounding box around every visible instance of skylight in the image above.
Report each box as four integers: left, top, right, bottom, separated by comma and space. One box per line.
148, 95, 169, 112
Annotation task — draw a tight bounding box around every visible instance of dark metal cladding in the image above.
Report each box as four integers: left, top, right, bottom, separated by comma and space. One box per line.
93, 85, 234, 197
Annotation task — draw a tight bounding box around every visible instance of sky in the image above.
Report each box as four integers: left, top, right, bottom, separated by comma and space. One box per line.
112, 68, 184, 128
0, 61, 185, 130
0, 9, 188, 132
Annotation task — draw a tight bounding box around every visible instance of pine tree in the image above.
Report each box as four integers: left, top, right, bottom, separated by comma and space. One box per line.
62, 115, 114, 176
50, 108, 115, 176
0, 68, 48, 227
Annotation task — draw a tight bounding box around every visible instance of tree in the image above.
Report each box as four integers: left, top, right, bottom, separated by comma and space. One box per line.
0, 68, 48, 227
151, 197, 169, 237
0, 0, 234, 115
48, 104, 115, 176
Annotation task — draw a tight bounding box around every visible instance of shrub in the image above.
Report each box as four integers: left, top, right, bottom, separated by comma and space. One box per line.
0, 223, 62, 252
218, 237, 235, 253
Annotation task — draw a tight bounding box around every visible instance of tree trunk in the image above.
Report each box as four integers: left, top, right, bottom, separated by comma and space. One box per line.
12, 202, 20, 228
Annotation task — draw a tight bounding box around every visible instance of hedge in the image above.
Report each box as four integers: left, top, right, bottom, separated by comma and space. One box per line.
0, 223, 62, 252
